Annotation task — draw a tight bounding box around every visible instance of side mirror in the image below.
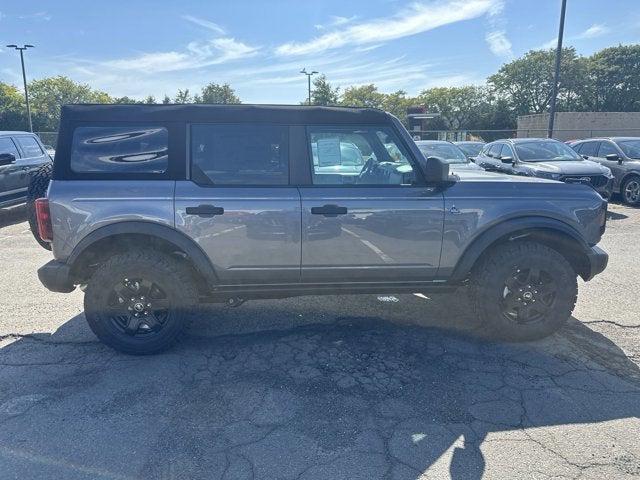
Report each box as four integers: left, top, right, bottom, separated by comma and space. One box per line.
421, 156, 450, 183
0, 153, 16, 166
500, 156, 514, 164
605, 153, 620, 161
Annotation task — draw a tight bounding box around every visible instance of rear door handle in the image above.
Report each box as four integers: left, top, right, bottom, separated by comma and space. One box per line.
185, 204, 224, 217
310, 204, 348, 217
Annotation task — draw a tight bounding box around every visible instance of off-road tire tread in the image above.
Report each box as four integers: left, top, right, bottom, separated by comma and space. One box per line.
84, 249, 199, 354
26, 162, 53, 250
469, 241, 578, 342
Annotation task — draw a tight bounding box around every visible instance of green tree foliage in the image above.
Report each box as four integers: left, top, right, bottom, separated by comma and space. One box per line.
28, 76, 111, 131
311, 75, 340, 106
587, 44, 640, 111
339, 84, 385, 108
173, 89, 192, 104
0, 82, 27, 130
197, 82, 241, 104
488, 47, 589, 115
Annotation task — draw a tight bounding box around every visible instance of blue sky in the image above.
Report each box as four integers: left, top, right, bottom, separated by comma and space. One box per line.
0, 0, 638, 103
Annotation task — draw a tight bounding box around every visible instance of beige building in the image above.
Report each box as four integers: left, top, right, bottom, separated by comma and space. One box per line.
517, 112, 640, 141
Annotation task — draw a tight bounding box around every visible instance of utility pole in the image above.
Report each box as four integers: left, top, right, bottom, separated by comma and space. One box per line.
547, 0, 567, 139
6, 44, 35, 132
300, 68, 318, 105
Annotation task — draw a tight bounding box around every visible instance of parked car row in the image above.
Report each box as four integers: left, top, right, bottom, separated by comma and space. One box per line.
415, 136, 640, 206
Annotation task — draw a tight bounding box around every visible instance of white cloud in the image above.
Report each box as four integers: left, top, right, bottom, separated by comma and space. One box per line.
538, 23, 610, 50
485, 30, 512, 57
577, 23, 610, 39
314, 15, 358, 30
485, 0, 512, 58
182, 15, 225, 34
276, 0, 500, 56
102, 38, 259, 72
18, 11, 51, 21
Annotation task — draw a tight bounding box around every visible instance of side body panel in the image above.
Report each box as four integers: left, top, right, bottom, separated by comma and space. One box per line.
48, 180, 176, 261
438, 173, 607, 277
174, 182, 302, 285
299, 187, 444, 282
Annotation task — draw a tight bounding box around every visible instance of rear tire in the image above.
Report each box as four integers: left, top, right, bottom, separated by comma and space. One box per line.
621, 175, 640, 206
27, 163, 53, 250
84, 249, 199, 354
469, 241, 577, 342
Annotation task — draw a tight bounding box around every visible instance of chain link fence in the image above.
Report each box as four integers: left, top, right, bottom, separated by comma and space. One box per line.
35, 132, 58, 148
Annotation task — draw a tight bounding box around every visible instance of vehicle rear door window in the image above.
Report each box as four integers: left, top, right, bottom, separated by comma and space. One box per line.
579, 141, 600, 157
0, 137, 20, 158
15, 136, 43, 158
597, 141, 619, 157
190, 124, 289, 186
306, 126, 416, 185
71, 126, 168, 173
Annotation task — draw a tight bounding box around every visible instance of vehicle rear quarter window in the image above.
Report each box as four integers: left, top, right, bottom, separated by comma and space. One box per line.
15, 136, 43, 157
190, 124, 289, 186
71, 126, 168, 173
0, 137, 20, 157
579, 141, 600, 157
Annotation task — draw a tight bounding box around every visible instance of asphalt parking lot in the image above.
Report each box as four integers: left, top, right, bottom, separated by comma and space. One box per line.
0, 202, 639, 479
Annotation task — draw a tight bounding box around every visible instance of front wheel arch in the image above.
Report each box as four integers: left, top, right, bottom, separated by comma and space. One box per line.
450, 219, 592, 282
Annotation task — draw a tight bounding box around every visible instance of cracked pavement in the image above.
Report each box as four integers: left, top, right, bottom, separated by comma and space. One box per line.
0, 202, 639, 479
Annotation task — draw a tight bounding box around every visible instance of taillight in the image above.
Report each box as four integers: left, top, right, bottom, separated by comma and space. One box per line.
35, 198, 53, 243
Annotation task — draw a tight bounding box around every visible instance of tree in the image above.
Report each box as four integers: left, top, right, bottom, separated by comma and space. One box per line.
586, 44, 640, 111
488, 48, 588, 115
143, 95, 156, 104
416, 86, 487, 130
340, 84, 385, 108
380, 90, 413, 125
0, 82, 27, 130
174, 89, 192, 104
162, 95, 171, 104
197, 82, 241, 104
28, 76, 112, 131
311, 75, 339, 106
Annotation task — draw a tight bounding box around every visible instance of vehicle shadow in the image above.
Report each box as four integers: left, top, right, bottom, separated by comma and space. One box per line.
607, 210, 629, 221
0, 296, 638, 479
0, 205, 27, 229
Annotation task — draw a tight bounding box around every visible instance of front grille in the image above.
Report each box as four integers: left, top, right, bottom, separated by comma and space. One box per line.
560, 175, 608, 188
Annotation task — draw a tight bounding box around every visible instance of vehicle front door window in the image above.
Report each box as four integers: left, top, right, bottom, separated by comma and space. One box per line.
307, 127, 416, 186
597, 141, 619, 158
0, 138, 20, 158
580, 141, 600, 157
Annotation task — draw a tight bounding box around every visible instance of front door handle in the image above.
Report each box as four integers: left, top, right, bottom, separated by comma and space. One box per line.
311, 204, 348, 217
185, 204, 224, 217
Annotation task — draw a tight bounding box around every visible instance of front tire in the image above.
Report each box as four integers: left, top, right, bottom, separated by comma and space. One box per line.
84, 250, 198, 354
621, 175, 640, 206
469, 241, 577, 342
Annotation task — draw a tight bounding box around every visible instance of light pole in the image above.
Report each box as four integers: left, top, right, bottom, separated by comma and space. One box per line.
300, 68, 318, 105
547, 0, 567, 139
6, 44, 35, 132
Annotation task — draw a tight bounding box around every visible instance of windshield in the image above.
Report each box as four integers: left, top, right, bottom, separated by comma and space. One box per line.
456, 143, 483, 157
618, 140, 640, 159
417, 143, 468, 164
514, 141, 582, 162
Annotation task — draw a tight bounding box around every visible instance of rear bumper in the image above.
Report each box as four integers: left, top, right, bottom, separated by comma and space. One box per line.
584, 245, 608, 281
38, 260, 75, 293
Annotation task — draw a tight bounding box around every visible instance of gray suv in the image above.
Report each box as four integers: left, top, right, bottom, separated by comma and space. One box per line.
0, 131, 51, 208
37, 105, 608, 354
569, 137, 640, 205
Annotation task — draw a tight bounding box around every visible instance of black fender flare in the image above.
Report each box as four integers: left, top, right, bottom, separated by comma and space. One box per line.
449, 216, 590, 282
67, 221, 218, 286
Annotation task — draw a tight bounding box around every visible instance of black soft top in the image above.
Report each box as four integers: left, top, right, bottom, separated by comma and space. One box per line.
60, 103, 392, 125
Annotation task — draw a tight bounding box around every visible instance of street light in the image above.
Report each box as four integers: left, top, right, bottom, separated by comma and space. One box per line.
547, 0, 567, 139
6, 44, 35, 132
300, 68, 318, 105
